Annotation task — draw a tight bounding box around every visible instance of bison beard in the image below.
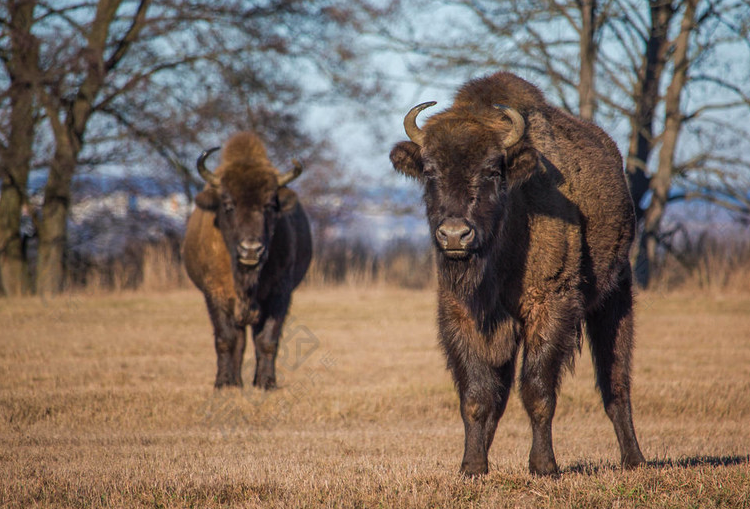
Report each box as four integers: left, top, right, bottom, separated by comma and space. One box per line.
390, 72, 645, 476
183, 132, 312, 390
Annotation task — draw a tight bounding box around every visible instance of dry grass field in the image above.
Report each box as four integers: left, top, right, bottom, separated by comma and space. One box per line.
1, 285, 749, 508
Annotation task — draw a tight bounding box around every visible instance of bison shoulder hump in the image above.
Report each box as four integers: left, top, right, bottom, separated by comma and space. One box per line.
454, 72, 546, 112
222, 132, 269, 164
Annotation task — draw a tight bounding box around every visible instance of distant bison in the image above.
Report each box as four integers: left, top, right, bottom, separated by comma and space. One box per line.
183, 132, 312, 389
390, 72, 645, 476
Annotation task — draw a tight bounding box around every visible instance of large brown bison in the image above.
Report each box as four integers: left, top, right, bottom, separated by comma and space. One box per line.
389, 72, 645, 476
183, 132, 312, 389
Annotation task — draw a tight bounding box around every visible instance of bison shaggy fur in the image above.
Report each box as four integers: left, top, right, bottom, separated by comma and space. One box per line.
390, 72, 645, 476
183, 132, 312, 390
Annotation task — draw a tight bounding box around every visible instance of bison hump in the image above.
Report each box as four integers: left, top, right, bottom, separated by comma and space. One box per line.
454, 72, 546, 113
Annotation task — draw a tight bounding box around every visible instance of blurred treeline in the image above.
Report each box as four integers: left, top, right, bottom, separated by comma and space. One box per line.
63, 237, 436, 291
61, 232, 750, 292
1, 0, 750, 297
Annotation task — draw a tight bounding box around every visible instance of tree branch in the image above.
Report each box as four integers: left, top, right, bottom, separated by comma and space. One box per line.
104, 0, 151, 72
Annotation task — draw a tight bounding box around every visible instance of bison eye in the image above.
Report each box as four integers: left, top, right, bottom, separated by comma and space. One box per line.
483, 170, 502, 182
422, 168, 438, 181
421, 162, 439, 180
485, 162, 505, 182
265, 197, 279, 211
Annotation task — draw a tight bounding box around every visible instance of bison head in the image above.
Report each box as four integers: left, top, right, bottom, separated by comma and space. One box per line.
193, 144, 302, 292
390, 102, 538, 261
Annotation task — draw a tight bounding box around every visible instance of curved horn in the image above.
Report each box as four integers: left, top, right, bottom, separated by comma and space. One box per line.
196, 146, 221, 187
278, 158, 303, 187
493, 104, 525, 148
404, 101, 437, 147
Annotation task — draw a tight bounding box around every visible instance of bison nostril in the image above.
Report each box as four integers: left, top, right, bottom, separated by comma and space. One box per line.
461, 228, 475, 247
436, 227, 449, 246
437, 219, 474, 250
238, 240, 264, 258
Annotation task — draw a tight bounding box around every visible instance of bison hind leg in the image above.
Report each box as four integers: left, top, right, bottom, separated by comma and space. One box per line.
585, 275, 645, 469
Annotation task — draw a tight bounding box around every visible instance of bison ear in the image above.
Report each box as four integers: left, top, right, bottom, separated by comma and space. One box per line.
277, 187, 298, 214
504, 145, 540, 186
195, 188, 220, 211
389, 141, 424, 180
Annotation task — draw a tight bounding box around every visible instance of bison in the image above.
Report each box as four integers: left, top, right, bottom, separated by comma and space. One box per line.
183, 132, 312, 390
389, 72, 645, 476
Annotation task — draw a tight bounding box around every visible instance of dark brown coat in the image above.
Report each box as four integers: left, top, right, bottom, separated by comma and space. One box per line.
390, 72, 645, 476
184, 132, 311, 389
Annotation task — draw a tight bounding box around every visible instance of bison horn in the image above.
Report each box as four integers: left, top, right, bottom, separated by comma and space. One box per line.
494, 104, 525, 148
197, 146, 221, 187
404, 101, 437, 147
278, 159, 303, 187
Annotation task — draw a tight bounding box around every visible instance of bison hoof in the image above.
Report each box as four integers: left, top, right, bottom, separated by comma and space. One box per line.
460, 461, 488, 477
214, 379, 243, 389
529, 459, 559, 477
252, 378, 277, 391
622, 452, 646, 469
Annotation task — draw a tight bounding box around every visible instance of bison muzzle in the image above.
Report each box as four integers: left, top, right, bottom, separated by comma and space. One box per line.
183, 132, 312, 390
390, 72, 646, 476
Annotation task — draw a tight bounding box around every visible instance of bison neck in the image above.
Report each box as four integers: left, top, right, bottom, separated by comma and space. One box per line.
437, 254, 492, 299
437, 248, 508, 321
435, 219, 525, 323
232, 275, 260, 325
436, 252, 521, 366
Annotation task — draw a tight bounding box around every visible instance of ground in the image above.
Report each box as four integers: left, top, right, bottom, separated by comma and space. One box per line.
1, 286, 749, 508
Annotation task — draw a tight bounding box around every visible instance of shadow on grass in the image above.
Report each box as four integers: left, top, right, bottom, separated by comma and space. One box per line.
653, 455, 749, 468
565, 455, 749, 475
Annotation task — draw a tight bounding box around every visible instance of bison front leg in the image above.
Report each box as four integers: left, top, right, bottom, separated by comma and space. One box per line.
519, 343, 563, 476
206, 298, 247, 388
586, 276, 645, 469
519, 311, 580, 476
451, 352, 517, 477
251, 298, 289, 390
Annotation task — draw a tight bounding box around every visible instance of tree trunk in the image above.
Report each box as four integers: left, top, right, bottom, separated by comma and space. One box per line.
0, 183, 30, 296
36, 0, 132, 295
578, 0, 597, 121
625, 0, 674, 223
628, 1, 675, 286
0, 180, 31, 296
639, 0, 697, 287
36, 150, 76, 295
0, 0, 38, 296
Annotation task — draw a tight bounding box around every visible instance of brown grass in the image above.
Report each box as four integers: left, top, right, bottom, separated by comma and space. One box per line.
1, 286, 749, 508
652, 235, 750, 292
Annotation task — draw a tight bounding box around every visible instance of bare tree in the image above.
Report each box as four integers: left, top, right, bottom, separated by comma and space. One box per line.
578, 0, 599, 120
0, 0, 382, 295
33, 0, 152, 295
612, 0, 675, 222
0, 0, 38, 296
606, 0, 750, 284
638, 0, 698, 285
380, 0, 750, 287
